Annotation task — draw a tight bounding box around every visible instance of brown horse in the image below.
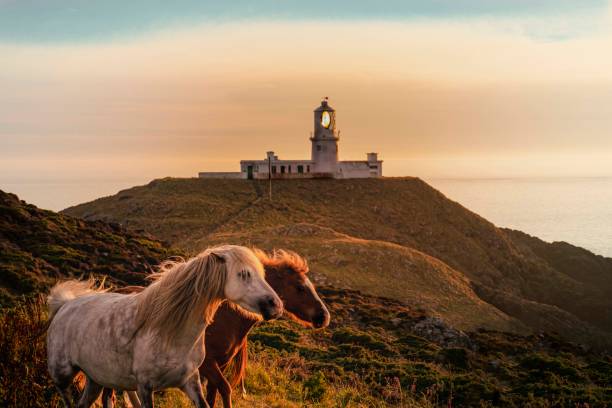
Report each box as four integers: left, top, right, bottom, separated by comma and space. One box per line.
101, 249, 330, 408
201, 249, 330, 408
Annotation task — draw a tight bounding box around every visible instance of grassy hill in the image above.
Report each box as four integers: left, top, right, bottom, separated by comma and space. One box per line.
0, 190, 171, 307
1, 189, 611, 407
63, 177, 612, 347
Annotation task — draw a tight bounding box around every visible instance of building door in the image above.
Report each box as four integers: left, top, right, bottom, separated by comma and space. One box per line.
247, 165, 253, 180
298, 165, 304, 173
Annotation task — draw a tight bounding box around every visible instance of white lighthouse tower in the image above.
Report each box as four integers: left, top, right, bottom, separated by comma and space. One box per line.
311, 97, 339, 175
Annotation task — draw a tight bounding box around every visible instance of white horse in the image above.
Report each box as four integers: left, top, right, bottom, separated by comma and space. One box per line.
46, 245, 283, 408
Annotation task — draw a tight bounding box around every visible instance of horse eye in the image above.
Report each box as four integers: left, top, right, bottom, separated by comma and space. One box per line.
296, 285, 306, 292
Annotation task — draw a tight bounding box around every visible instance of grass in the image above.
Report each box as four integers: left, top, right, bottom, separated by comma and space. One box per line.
0, 298, 65, 407
0, 190, 173, 308
2, 289, 610, 408
205, 223, 524, 335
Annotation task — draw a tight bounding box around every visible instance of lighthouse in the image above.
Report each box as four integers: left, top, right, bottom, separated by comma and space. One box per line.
200, 97, 383, 179
311, 97, 339, 174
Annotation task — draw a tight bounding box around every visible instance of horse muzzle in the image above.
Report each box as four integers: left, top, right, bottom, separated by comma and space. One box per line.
312, 309, 331, 329
258, 296, 284, 321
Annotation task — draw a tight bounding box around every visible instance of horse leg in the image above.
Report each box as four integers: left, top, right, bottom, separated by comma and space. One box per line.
205, 381, 219, 408
201, 362, 232, 408
136, 384, 154, 408
49, 363, 78, 408
101, 388, 115, 408
240, 378, 247, 399
125, 390, 142, 408
77, 376, 103, 408
181, 372, 209, 408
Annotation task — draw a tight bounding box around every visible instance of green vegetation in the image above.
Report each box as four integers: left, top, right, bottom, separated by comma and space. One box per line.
0, 299, 65, 407
0, 190, 173, 307
2, 290, 610, 407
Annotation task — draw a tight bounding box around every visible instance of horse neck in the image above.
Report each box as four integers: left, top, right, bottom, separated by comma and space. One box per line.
237, 310, 260, 337
220, 302, 260, 338
170, 300, 224, 349
134, 279, 225, 347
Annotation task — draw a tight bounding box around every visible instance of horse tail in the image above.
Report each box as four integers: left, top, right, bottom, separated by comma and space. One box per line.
227, 341, 248, 390
47, 280, 96, 322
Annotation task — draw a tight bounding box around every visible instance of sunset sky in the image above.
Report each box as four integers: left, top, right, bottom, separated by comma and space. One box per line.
2, 0, 612, 208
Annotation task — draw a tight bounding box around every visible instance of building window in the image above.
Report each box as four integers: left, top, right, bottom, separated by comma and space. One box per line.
272, 166, 277, 174
317, 145, 321, 151
297, 165, 304, 173
288, 165, 291, 173
281, 166, 285, 174
307, 165, 310, 173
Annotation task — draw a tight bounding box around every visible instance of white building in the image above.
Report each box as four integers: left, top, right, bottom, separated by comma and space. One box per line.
199, 98, 382, 179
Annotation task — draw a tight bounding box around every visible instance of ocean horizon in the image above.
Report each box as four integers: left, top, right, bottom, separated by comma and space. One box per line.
426, 176, 612, 258
2, 176, 611, 258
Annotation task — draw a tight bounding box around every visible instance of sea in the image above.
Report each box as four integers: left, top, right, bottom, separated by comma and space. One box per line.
426, 177, 612, 258
1, 177, 611, 258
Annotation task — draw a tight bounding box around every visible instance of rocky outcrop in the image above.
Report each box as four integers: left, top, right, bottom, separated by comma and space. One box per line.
412, 316, 473, 349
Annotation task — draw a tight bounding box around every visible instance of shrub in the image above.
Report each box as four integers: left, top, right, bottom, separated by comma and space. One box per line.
0, 298, 65, 408
303, 371, 327, 402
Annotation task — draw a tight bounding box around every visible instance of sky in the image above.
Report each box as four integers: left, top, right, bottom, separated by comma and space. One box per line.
2, 1, 612, 209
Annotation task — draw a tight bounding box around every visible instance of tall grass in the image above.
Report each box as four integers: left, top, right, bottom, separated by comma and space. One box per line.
0, 297, 65, 407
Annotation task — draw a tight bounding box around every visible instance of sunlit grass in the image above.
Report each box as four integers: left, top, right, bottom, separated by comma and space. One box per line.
2, 294, 610, 408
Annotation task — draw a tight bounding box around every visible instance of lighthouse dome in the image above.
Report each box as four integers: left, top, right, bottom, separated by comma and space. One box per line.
314, 98, 335, 112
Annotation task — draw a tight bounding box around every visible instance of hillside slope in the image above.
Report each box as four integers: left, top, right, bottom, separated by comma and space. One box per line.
63, 178, 612, 346
5, 285, 612, 407
3, 190, 611, 406
207, 223, 525, 332
0, 190, 171, 306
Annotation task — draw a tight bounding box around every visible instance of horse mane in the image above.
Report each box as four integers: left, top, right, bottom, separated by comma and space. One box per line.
134, 245, 263, 344
253, 249, 309, 275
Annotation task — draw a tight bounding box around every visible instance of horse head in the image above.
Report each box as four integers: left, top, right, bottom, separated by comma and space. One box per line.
213, 245, 284, 321
256, 249, 330, 329
135, 245, 284, 343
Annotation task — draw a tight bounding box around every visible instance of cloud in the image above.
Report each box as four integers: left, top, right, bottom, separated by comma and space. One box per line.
0, 0, 608, 42
1, 19, 612, 182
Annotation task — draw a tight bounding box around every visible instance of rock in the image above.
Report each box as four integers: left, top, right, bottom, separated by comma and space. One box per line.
411, 316, 473, 349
